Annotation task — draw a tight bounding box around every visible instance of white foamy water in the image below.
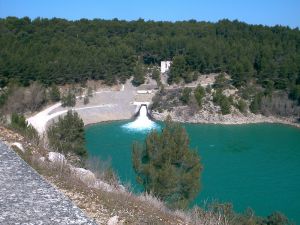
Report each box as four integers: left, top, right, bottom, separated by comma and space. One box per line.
122, 105, 159, 131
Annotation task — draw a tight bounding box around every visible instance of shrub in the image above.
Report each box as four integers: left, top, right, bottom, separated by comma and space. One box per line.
10, 113, 27, 130
49, 84, 61, 102
47, 110, 87, 159
2, 82, 47, 114
180, 87, 192, 105
206, 85, 212, 94
10, 113, 39, 143
236, 99, 247, 114
213, 73, 230, 90
289, 85, 300, 105
194, 85, 205, 108
132, 64, 145, 86
250, 93, 263, 114
168, 55, 186, 84
213, 90, 231, 115
61, 89, 76, 107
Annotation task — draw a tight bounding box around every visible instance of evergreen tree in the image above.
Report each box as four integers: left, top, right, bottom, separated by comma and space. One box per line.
47, 110, 87, 158
180, 87, 192, 105
151, 68, 160, 81
10, 113, 39, 143
0, 17, 299, 92
10, 113, 27, 130
168, 56, 186, 84
132, 63, 145, 86
194, 85, 206, 108
220, 97, 231, 115
213, 73, 229, 90
236, 99, 247, 114
250, 93, 263, 114
132, 116, 202, 209
151, 67, 162, 86
289, 85, 300, 105
213, 89, 231, 115
49, 85, 61, 102
61, 89, 76, 107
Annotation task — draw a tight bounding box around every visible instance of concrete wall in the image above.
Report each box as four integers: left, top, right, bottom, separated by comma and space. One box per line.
160, 61, 172, 73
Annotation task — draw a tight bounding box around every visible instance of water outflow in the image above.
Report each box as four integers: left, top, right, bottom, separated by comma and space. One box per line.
122, 105, 159, 132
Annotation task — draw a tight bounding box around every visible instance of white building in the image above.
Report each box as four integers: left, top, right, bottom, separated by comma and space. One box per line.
160, 61, 172, 73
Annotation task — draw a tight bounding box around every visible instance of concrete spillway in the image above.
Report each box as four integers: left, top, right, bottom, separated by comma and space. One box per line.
122, 105, 159, 131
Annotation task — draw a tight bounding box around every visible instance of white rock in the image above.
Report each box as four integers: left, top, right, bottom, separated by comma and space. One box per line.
93, 179, 113, 192
72, 167, 95, 178
71, 167, 96, 185
39, 157, 45, 162
48, 152, 65, 163
11, 142, 25, 152
118, 184, 126, 192
107, 216, 119, 225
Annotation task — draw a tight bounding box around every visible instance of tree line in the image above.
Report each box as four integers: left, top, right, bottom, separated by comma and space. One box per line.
0, 17, 299, 94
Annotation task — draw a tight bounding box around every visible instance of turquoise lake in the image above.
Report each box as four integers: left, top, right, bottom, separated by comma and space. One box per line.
85, 121, 300, 223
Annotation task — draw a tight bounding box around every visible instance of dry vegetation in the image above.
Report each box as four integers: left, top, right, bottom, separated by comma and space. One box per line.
0, 126, 192, 224
1, 82, 47, 114
0, 124, 292, 225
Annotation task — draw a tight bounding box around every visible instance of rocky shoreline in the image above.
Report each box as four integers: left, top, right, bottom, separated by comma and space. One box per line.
79, 107, 300, 129
152, 107, 300, 129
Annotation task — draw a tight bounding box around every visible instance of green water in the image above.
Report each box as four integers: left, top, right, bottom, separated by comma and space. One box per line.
85, 121, 300, 223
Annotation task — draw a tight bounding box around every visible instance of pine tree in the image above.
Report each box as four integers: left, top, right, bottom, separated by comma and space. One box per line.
132, 63, 145, 86
132, 116, 202, 209
47, 110, 87, 159
194, 85, 205, 108
236, 99, 247, 114
250, 93, 263, 114
168, 55, 186, 84
49, 84, 61, 102
180, 87, 192, 105
61, 89, 76, 107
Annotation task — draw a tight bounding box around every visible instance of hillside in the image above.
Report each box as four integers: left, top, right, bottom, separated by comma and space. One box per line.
0, 17, 299, 92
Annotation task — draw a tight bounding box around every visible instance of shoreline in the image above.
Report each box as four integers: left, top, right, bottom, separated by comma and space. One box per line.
170, 118, 300, 129
82, 112, 300, 130
152, 111, 300, 129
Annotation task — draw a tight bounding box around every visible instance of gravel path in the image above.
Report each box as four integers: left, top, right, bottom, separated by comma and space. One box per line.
0, 141, 97, 225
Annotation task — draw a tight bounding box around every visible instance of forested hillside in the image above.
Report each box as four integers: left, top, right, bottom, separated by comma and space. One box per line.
0, 17, 300, 93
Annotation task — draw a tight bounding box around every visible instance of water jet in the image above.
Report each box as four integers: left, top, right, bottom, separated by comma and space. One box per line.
122, 104, 159, 131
